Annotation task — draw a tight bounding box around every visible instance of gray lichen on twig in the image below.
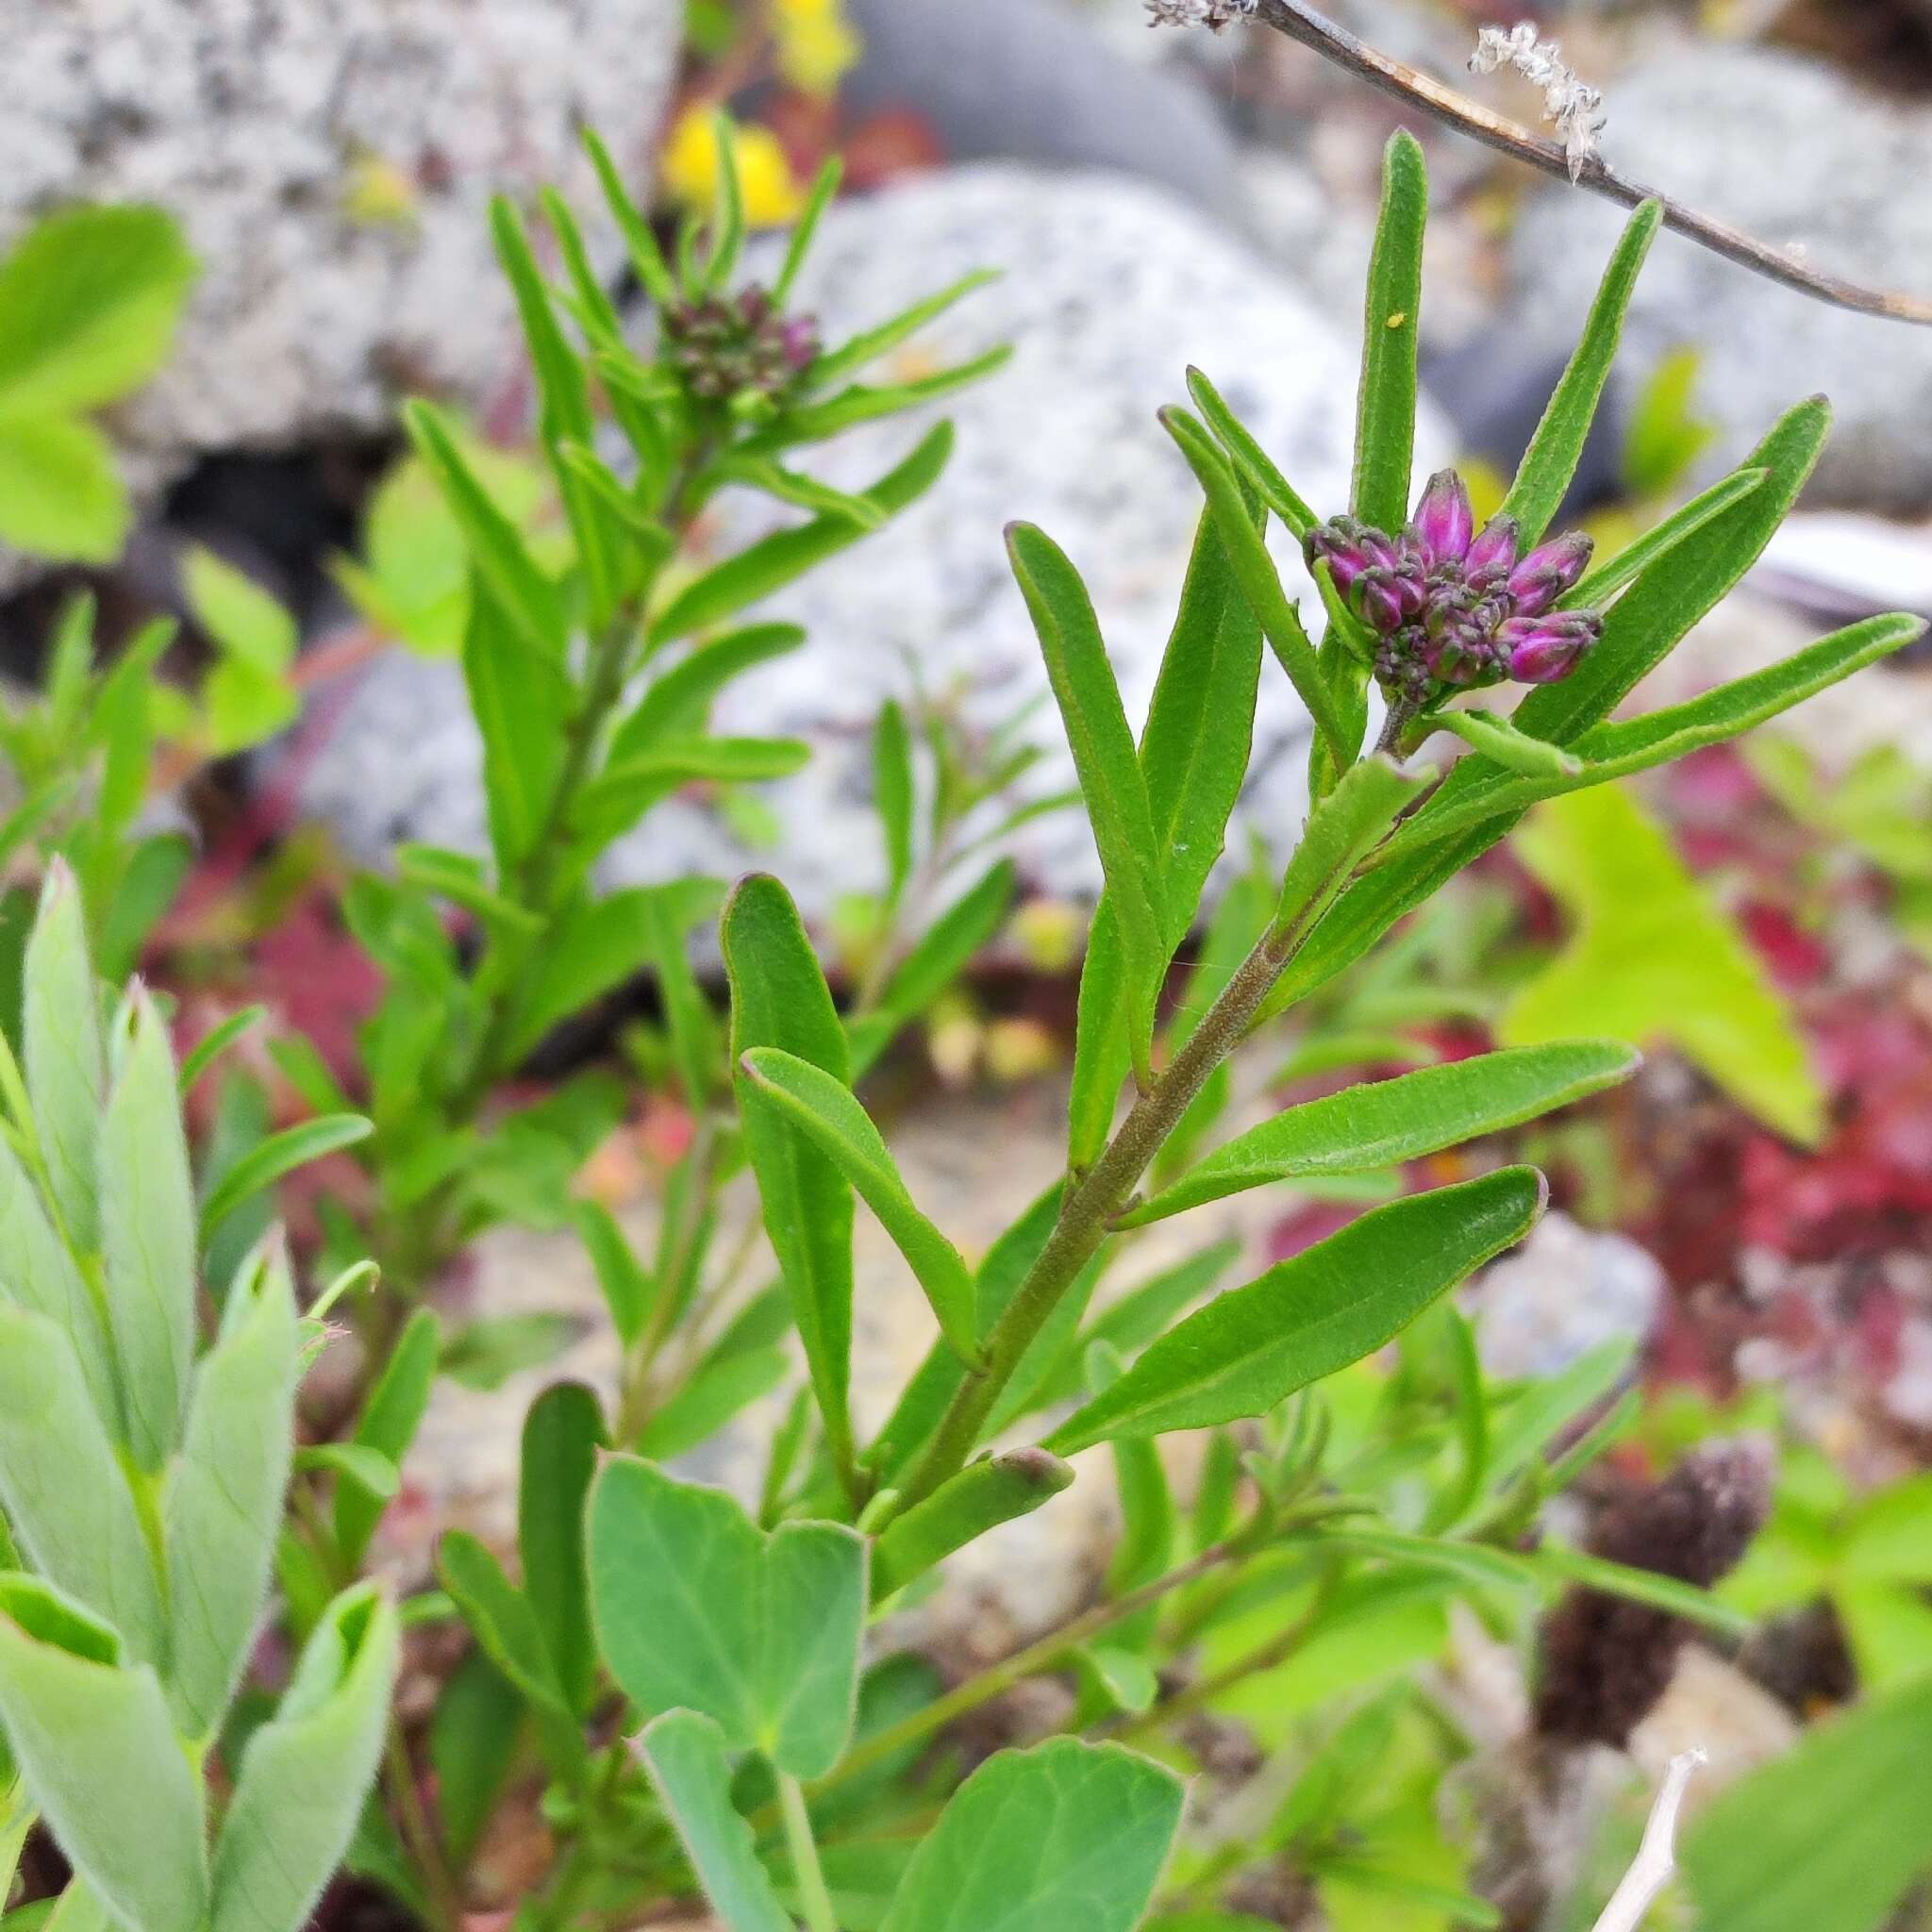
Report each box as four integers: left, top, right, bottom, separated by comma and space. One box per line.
1469, 21, 1607, 182
1144, 0, 1255, 30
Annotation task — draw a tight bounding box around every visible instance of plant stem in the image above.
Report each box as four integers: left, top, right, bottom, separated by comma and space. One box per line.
778, 1773, 840, 1932
385, 1726, 463, 1932
896, 896, 1325, 1511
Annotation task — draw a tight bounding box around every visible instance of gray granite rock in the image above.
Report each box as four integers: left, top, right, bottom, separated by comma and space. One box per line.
0, 0, 678, 582
1504, 42, 1932, 510
1464, 1211, 1665, 1379
301, 164, 1454, 923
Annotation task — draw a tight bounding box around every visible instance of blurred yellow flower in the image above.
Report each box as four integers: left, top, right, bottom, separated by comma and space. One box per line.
662, 108, 805, 226
773, 0, 862, 98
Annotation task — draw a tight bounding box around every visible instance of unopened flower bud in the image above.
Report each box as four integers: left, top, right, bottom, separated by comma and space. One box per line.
1501, 609, 1600, 683
1409, 469, 1474, 567
1507, 531, 1594, 616
1464, 514, 1522, 577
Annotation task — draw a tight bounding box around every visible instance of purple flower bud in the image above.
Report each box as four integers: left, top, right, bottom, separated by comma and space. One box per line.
1507, 531, 1594, 616
779, 315, 821, 372
1465, 514, 1521, 577
1501, 609, 1601, 683
1420, 609, 1502, 687
1354, 568, 1411, 635
1408, 470, 1474, 568
1306, 521, 1373, 596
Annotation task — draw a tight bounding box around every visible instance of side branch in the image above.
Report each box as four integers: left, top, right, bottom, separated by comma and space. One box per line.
1244, 0, 1932, 327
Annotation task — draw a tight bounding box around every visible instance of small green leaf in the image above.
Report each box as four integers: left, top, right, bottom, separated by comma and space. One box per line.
588, 1457, 867, 1777
872, 1448, 1074, 1601
293, 1443, 397, 1500
1500, 201, 1661, 544
574, 736, 810, 851
0, 1309, 164, 1666
1564, 466, 1765, 612
1274, 754, 1427, 940
1045, 1168, 1545, 1453
1124, 1041, 1635, 1224
571, 1202, 655, 1347
0, 419, 129, 564
724, 876, 859, 1488
609, 624, 807, 760
808, 271, 1000, 390
636, 1346, 789, 1461
198, 1113, 371, 1242
1007, 523, 1169, 1082
1427, 707, 1583, 778
1504, 785, 1824, 1143
877, 1739, 1185, 1932
1090, 1342, 1176, 1592
459, 579, 574, 878
741, 1047, 979, 1364
164, 1242, 300, 1740
519, 1382, 605, 1719
773, 347, 1012, 444
99, 986, 196, 1469
208, 1586, 399, 1932
1184, 367, 1317, 539
178, 1007, 269, 1095
1351, 132, 1427, 534
335, 1307, 440, 1569
874, 700, 916, 909
22, 861, 105, 1250
637, 1710, 794, 1932
0, 1579, 206, 1932
428, 1652, 524, 1871
581, 127, 677, 309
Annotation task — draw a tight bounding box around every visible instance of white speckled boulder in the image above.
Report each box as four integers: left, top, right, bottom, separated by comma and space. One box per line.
0, 0, 678, 578
299, 165, 1455, 923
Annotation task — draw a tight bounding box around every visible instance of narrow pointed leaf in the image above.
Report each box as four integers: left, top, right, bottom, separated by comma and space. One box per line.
22, 862, 104, 1250
1501, 201, 1662, 544
1185, 366, 1317, 538
775, 156, 842, 304
772, 347, 1011, 444
0, 1309, 163, 1666
637, 1710, 794, 1932
0, 1580, 206, 1932
874, 700, 916, 909
575, 736, 810, 850
1046, 1168, 1547, 1453
208, 1586, 399, 1932
611, 624, 807, 761
808, 271, 999, 389
876, 1739, 1184, 1932
871, 1448, 1074, 1601
741, 1047, 979, 1363
581, 127, 677, 308
1427, 707, 1583, 778
164, 1243, 300, 1740
1351, 131, 1427, 533
336, 1307, 440, 1568
198, 1113, 371, 1242
723, 876, 858, 1485
461, 580, 574, 876
1563, 466, 1765, 612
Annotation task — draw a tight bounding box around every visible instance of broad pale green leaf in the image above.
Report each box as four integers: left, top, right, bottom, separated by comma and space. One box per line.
519, 1382, 605, 1719
848, 858, 1016, 1078
1124, 1041, 1636, 1225
404, 400, 568, 661
0, 1578, 206, 1932
0, 1134, 116, 1430
335, 1307, 440, 1569
0, 207, 194, 417
164, 1244, 299, 1740
874, 699, 916, 909
198, 1114, 371, 1242
459, 580, 573, 879
872, 1449, 1074, 1601
1261, 398, 1832, 1022
22, 861, 105, 1251
182, 548, 296, 680
652, 424, 954, 642
1045, 1168, 1545, 1453
0, 1310, 162, 1665
608, 623, 807, 761
1159, 408, 1349, 765
741, 1047, 978, 1363
1564, 467, 1765, 612
877, 1739, 1185, 1932
1504, 785, 1823, 1142
1351, 132, 1427, 534
0, 419, 129, 564
1426, 707, 1582, 779
208, 1585, 399, 1932
1008, 523, 1170, 1079
1499, 201, 1660, 544
637, 1710, 794, 1932
588, 1457, 867, 1777
98, 987, 196, 1469
1184, 366, 1316, 538
1681, 1674, 1932, 1932
723, 876, 858, 1481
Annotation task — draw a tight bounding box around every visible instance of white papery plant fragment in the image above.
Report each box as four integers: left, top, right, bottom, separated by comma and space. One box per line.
1144, 0, 1256, 29
1470, 21, 1608, 180
1591, 1749, 1705, 1932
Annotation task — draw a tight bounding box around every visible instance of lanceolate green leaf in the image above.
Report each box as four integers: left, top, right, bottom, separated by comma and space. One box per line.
0, 1308, 164, 1667
637, 1710, 794, 1932
808, 271, 1000, 389
1274, 755, 1428, 941
461, 580, 574, 878
877, 1740, 1185, 1932
1045, 1168, 1546, 1453
164, 1244, 300, 1740
1425, 707, 1582, 779
588, 1457, 867, 1777
741, 1047, 979, 1364
1259, 397, 1833, 1022
610, 624, 807, 761
336, 1307, 440, 1568
874, 699, 916, 909
652, 423, 954, 642
1123, 1041, 1637, 1225
98, 987, 196, 1470
872, 1449, 1074, 1601
519, 1382, 605, 1719
1007, 523, 1169, 1084
197, 1114, 372, 1241
1563, 467, 1765, 612
22, 860, 105, 1251
1499, 200, 1661, 545
0, 1579, 206, 1932
208, 1586, 399, 1932
723, 876, 859, 1489
1184, 366, 1317, 539
1351, 131, 1427, 534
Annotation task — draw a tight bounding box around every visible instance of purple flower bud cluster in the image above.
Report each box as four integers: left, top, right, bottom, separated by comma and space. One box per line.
662, 285, 821, 404
1305, 470, 1602, 702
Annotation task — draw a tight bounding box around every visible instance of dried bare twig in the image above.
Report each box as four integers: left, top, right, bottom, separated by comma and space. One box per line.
1590, 1749, 1705, 1932
1169, 0, 1932, 326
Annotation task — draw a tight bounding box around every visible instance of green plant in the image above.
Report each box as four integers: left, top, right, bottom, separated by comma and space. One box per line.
0, 865, 388, 1932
